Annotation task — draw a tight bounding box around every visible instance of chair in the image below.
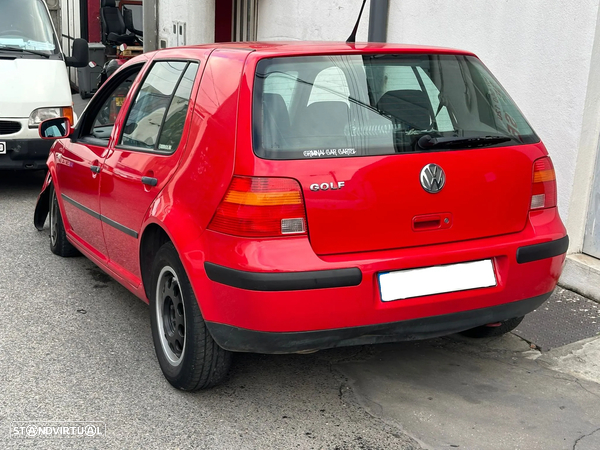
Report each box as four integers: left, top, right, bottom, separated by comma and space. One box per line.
260, 93, 291, 150
376, 89, 433, 131
100, 0, 138, 46
299, 101, 351, 147
123, 6, 143, 37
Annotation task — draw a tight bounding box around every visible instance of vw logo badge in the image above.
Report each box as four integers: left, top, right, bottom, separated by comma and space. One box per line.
420, 163, 445, 193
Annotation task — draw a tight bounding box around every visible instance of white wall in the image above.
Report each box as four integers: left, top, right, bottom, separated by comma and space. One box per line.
158, 0, 214, 47
257, 0, 370, 41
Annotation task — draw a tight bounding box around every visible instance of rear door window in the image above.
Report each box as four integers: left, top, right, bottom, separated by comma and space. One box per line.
120, 60, 198, 152
156, 63, 199, 152
253, 54, 539, 160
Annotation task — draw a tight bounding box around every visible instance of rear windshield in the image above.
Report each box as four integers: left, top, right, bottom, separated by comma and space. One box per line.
252, 54, 539, 160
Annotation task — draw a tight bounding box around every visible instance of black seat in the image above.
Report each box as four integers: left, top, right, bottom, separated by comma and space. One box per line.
100, 0, 138, 46
299, 101, 351, 147
260, 93, 291, 150
377, 89, 433, 131
123, 6, 143, 37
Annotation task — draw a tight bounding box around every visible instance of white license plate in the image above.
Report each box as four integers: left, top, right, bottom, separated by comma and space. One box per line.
379, 259, 497, 301
0, 142, 5, 154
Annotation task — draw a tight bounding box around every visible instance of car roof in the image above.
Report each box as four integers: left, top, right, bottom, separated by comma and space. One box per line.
150, 41, 476, 58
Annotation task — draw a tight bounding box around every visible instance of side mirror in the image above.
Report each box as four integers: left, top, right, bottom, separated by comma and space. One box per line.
39, 117, 72, 139
65, 38, 89, 68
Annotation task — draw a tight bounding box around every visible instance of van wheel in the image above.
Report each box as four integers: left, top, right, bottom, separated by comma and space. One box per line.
460, 316, 524, 338
49, 186, 79, 257
150, 242, 232, 390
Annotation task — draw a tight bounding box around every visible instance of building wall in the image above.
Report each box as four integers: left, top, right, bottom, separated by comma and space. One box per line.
257, 0, 370, 42
157, 0, 214, 47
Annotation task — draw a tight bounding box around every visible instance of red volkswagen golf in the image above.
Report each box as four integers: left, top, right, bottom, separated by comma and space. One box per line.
34, 42, 568, 390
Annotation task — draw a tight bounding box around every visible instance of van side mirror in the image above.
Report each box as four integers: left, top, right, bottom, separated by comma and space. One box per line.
39, 118, 72, 139
65, 39, 89, 68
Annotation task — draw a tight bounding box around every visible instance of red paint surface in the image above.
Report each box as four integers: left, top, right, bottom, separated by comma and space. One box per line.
215, 0, 233, 42
42, 42, 567, 339
87, 0, 102, 43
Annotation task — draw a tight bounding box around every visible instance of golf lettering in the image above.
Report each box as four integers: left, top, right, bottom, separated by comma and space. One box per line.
309, 181, 346, 191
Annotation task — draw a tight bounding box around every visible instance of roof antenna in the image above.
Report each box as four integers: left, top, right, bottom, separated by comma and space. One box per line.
346, 0, 368, 44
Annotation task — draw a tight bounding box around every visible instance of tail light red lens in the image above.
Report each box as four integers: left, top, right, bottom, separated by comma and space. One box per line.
530, 157, 557, 210
208, 176, 307, 237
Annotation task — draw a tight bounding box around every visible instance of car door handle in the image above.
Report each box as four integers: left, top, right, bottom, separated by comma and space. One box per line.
90, 165, 101, 174
141, 176, 158, 187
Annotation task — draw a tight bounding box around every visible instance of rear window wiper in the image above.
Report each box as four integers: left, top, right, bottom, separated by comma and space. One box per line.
0, 45, 50, 59
417, 134, 513, 149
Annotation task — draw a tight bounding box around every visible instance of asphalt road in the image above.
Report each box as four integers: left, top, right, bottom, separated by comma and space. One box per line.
0, 171, 418, 449
2, 170, 599, 450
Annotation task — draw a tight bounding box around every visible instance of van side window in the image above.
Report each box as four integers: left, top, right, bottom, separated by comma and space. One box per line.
120, 61, 188, 150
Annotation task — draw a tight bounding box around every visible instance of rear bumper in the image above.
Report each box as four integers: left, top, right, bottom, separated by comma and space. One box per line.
0, 138, 52, 169
206, 291, 551, 353
187, 208, 566, 334
204, 235, 569, 291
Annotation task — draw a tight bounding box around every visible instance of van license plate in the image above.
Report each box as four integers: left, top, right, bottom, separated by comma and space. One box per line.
0, 142, 5, 154
379, 259, 497, 301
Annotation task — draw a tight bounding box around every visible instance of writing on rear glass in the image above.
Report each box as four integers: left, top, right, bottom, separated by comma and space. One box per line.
303, 148, 356, 158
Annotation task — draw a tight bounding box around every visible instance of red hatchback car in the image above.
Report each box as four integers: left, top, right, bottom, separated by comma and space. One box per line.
35, 42, 568, 390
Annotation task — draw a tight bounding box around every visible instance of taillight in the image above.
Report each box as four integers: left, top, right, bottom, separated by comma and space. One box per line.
530, 157, 557, 210
208, 176, 307, 237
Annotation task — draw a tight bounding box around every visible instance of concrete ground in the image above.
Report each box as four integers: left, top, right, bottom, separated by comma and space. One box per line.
337, 334, 600, 450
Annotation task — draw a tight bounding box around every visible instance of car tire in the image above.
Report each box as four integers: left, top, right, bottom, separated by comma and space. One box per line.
49, 185, 79, 257
150, 242, 232, 390
459, 316, 524, 338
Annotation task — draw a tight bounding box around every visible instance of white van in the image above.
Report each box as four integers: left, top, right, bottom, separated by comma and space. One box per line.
0, 0, 88, 170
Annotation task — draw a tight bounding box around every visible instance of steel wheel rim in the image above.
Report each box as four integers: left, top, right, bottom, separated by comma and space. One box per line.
50, 190, 58, 247
156, 266, 186, 366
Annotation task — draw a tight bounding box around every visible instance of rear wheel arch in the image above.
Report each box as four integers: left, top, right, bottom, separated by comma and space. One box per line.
140, 224, 172, 301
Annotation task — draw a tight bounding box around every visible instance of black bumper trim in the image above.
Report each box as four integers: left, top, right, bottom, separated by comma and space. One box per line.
204, 262, 362, 292
206, 292, 552, 353
0, 138, 53, 169
516, 235, 569, 264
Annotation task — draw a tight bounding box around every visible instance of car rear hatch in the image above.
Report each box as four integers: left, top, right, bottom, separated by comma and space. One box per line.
297, 146, 536, 255
250, 51, 544, 255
